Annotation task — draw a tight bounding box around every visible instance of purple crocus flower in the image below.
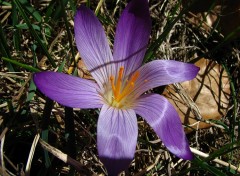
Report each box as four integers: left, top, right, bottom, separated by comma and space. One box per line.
34, 0, 199, 175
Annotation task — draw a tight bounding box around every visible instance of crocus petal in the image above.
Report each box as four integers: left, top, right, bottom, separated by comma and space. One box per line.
134, 94, 193, 160
97, 104, 138, 175
33, 71, 103, 109
74, 6, 114, 88
134, 60, 199, 97
113, 0, 151, 77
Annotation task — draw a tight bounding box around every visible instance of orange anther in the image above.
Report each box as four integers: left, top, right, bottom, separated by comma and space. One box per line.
109, 67, 140, 103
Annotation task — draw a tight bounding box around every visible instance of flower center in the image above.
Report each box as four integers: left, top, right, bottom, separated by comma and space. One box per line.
108, 66, 139, 108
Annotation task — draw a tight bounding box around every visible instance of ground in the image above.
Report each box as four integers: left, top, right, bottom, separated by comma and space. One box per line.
0, 0, 239, 175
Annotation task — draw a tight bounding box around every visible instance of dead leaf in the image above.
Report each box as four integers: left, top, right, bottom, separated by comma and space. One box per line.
77, 59, 94, 80
163, 58, 230, 132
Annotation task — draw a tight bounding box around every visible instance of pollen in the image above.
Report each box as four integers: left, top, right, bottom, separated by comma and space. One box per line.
109, 67, 140, 104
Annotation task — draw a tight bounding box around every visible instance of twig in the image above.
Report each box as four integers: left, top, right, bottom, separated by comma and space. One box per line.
3, 155, 18, 172
25, 133, 40, 176
190, 147, 240, 172
39, 139, 96, 175
0, 135, 6, 176
134, 154, 161, 176
95, 0, 104, 15
0, 102, 8, 109
0, 128, 8, 141
0, 72, 28, 79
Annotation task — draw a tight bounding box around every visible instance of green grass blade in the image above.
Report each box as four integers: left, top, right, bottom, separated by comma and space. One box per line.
193, 157, 228, 176
1, 57, 40, 72
60, 0, 75, 66
15, 23, 41, 31
41, 99, 54, 168
12, 2, 21, 51
222, 64, 238, 142
206, 141, 240, 162
86, 0, 91, 8
41, 130, 51, 168
58, 59, 66, 72
18, 0, 42, 22
26, 79, 36, 102
45, 1, 56, 22
0, 23, 15, 71
68, 0, 76, 13
13, 0, 56, 68
52, 0, 68, 20
26, 45, 38, 102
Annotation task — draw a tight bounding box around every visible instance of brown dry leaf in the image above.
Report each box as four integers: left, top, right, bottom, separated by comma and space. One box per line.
183, 0, 240, 39
163, 58, 230, 132
77, 59, 94, 80
67, 52, 94, 80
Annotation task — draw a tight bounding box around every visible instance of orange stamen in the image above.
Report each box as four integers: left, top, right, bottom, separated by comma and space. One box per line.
115, 67, 124, 99
109, 67, 140, 103
116, 71, 139, 101
110, 76, 117, 98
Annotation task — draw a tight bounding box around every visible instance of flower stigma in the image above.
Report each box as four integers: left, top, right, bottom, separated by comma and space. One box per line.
108, 66, 140, 108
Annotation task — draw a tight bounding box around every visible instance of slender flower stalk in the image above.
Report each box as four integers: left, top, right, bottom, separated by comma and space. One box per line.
33, 0, 199, 175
